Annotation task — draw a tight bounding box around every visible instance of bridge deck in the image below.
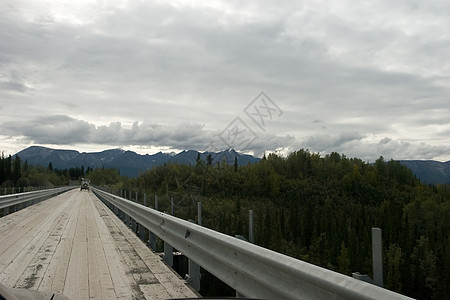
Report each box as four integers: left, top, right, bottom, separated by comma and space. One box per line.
0, 189, 198, 299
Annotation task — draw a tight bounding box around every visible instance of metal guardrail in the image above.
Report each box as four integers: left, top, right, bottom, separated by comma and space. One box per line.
2, 187, 44, 195
0, 186, 76, 212
92, 188, 414, 300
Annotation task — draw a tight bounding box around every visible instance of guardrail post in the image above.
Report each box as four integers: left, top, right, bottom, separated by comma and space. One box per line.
131, 192, 137, 232
132, 217, 137, 233
236, 210, 254, 297
124, 212, 129, 225
187, 202, 202, 291
148, 195, 157, 250
148, 195, 158, 251
138, 193, 147, 240
249, 210, 254, 243
197, 202, 202, 226
188, 254, 201, 291
164, 243, 173, 267
149, 232, 157, 251
372, 227, 383, 287
135, 191, 138, 202
138, 223, 145, 240
164, 196, 174, 267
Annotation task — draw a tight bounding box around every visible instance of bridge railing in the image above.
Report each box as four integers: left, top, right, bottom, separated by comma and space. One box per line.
0, 186, 76, 215
92, 187, 414, 300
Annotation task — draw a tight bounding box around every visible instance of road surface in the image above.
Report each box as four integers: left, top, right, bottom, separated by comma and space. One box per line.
0, 189, 198, 299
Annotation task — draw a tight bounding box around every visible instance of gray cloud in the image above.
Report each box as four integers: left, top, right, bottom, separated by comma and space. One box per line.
301, 132, 365, 151
0, 0, 449, 161
0, 80, 28, 92
297, 132, 450, 162
2, 115, 94, 144
338, 138, 450, 161
1, 115, 294, 155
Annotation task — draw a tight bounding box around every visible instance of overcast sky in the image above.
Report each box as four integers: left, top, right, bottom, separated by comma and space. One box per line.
1, 0, 449, 161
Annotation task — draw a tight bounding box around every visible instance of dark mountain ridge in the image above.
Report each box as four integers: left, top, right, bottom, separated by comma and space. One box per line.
398, 160, 450, 184
13, 146, 450, 183
14, 146, 260, 177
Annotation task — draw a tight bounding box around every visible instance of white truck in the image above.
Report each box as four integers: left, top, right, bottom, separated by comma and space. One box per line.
80, 178, 90, 191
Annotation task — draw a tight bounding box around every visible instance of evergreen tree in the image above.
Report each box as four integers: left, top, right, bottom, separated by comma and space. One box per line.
337, 241, 351, 275
386, 243, 403, 292
0, 152, 5, 184
207, 154, 213, 167
12, 155, 21, 185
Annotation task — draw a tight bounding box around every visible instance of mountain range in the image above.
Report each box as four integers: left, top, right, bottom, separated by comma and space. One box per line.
13, 146, 450, 183
14, 146, 260, 177
398, 160, 450, 185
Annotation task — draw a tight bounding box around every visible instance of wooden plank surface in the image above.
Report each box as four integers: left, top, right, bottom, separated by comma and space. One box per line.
0, 189, 198, 300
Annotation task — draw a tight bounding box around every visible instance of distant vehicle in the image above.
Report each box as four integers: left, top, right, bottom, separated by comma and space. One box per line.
80, 178, 90, 191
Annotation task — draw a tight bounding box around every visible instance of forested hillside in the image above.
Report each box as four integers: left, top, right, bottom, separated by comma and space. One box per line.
2, 149, 449, 299
121, 150, 449, 299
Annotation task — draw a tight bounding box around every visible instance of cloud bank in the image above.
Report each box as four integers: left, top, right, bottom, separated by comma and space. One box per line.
0, 0, 449, 161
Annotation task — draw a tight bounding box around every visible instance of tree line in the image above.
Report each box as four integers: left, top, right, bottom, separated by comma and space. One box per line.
0, 153, 98, 188
0, 152, 22, 186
